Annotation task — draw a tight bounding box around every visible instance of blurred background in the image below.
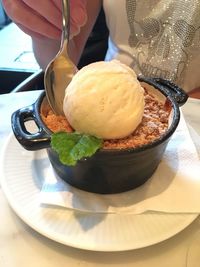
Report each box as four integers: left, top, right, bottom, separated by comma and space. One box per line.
0, 0, 41, 94
0, 1, 109, 94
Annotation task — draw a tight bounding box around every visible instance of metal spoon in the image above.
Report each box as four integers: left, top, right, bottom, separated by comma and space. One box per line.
44, 0, 77, 115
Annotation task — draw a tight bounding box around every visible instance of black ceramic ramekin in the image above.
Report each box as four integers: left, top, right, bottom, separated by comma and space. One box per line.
11, 77, 188, 194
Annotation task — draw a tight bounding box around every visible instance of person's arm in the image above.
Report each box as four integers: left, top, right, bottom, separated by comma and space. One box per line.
32, 1, 102, 69
2, 0, 102, 69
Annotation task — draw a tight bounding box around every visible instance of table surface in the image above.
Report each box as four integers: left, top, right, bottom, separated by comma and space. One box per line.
0, 90, 200, 267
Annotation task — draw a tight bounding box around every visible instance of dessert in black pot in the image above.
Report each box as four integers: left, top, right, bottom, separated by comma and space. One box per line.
11, 61, 188, 194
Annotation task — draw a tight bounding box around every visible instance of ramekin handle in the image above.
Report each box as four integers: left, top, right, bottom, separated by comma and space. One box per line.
11, 104, 51, 150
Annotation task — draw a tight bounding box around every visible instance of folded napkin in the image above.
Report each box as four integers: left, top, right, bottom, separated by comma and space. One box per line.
40, 113, 200, 214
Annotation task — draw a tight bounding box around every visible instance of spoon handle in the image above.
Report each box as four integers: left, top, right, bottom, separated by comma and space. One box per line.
61, 0, 70, 42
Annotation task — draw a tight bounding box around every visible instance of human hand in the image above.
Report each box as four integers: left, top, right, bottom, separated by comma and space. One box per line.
2, 0, 87, 40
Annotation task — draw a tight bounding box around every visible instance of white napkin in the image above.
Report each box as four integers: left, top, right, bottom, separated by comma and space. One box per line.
40, 114, 200, 214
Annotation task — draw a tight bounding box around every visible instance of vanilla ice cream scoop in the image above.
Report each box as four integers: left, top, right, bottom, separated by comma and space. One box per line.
63, 60, 145, 139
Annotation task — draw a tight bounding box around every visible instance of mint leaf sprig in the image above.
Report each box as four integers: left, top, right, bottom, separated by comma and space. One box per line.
51, 132, 103, 166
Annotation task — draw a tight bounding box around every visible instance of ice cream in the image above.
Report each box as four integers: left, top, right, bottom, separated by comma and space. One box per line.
63, 60, 145, 139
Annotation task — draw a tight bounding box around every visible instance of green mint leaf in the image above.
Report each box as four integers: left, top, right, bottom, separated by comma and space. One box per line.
51, 132, 103, 166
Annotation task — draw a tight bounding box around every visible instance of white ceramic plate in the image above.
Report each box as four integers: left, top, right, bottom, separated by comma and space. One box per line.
0, 134, 198, 252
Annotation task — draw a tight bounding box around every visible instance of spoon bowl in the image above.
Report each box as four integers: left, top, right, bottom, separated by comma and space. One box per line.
44, 0, 77, 115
